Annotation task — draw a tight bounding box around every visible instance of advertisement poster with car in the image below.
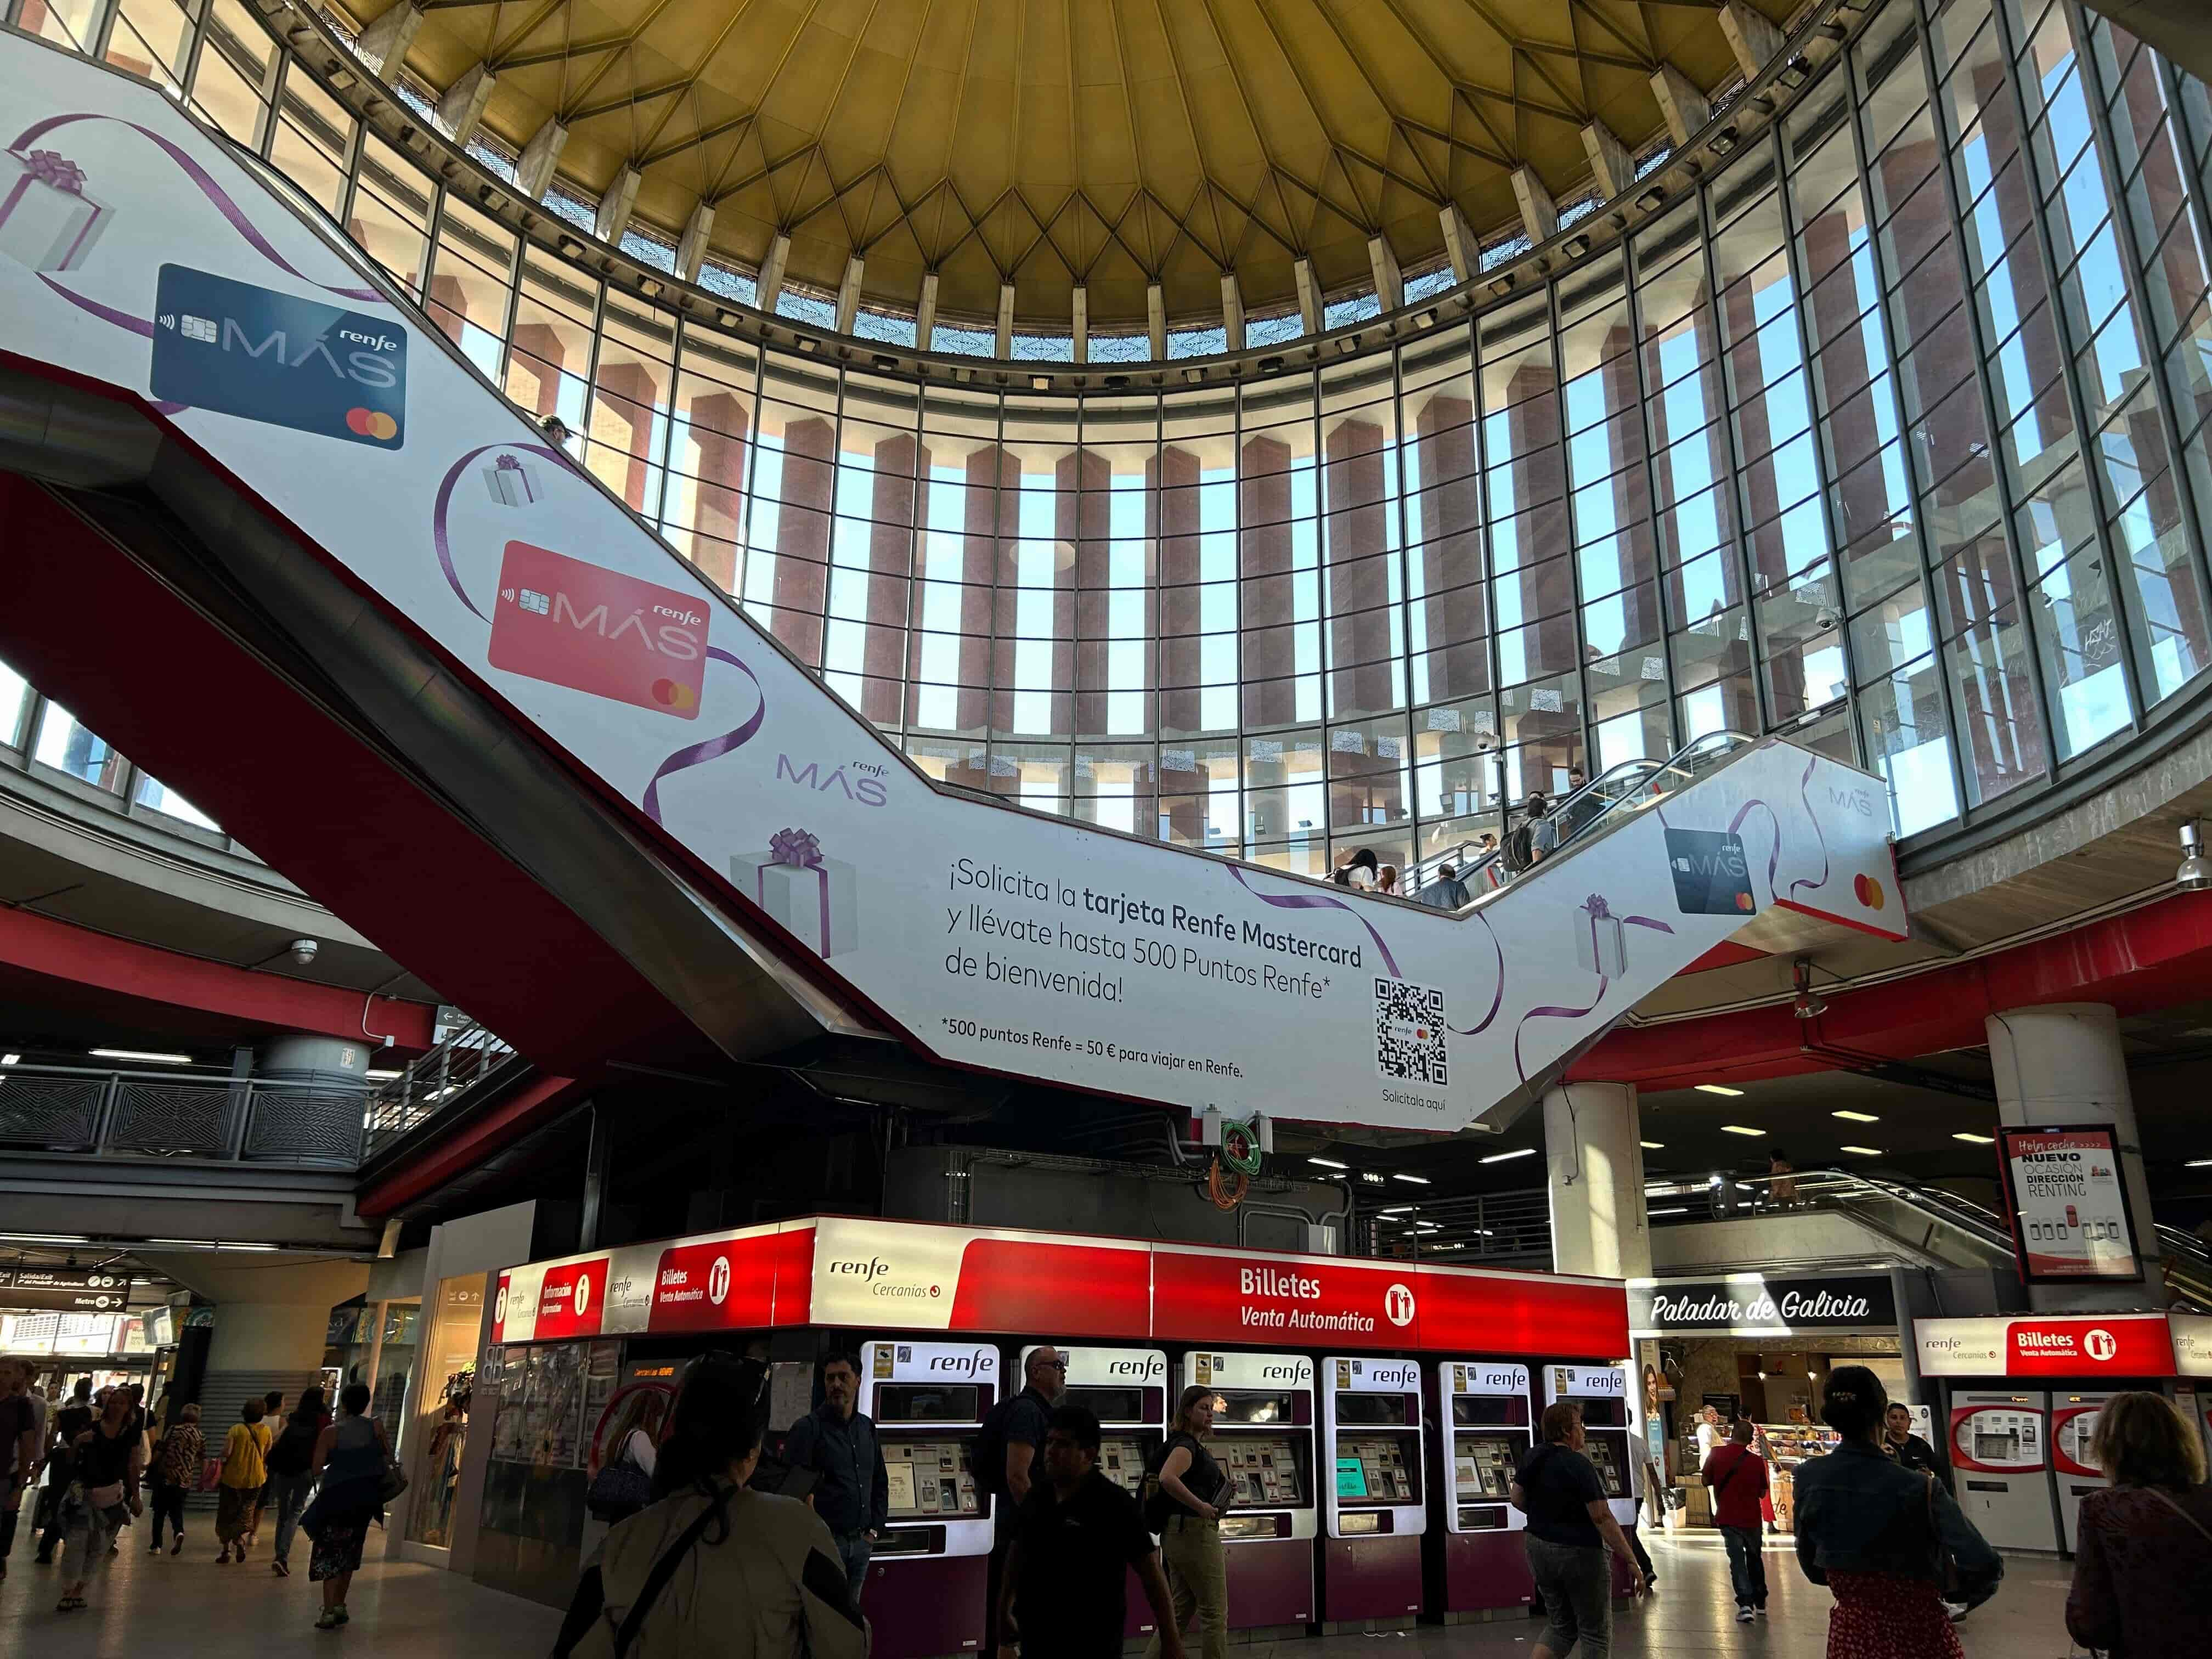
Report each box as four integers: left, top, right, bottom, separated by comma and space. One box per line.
1999, 1126, 2141, 1282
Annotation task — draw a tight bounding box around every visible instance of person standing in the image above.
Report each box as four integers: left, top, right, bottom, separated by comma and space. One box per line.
983, 1345, 1066, 1652
1417, 861, 1470, 911
1768, 1153, 1798, 1206
2066, 1391, 2212, 1656
1794, 1367, 2001, 1657
308, 1382, 392, 1630
215, 1397, 271, 1562
1145, 1385, 1230, 1659
0, 1359, 45, 1582
1693, 1404, 1725, 1464
998, 1404, 1182, 1659
266, 1385, 330, 1576
782, 1353, 888, 1613
1881, 1404, 1940, 1475
1620, 1444, 1658, 1592
35, 1376, 93, 1564
247, 1389, 285, 1545
148, 1402, 202, 1556
53, 1385, 144, 1613
1510, 1402, 1643, 1659
1703, 1419, 1769, 1621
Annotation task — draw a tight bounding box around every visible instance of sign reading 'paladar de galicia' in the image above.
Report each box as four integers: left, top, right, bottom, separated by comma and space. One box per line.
1630, 1273, 1896, 1335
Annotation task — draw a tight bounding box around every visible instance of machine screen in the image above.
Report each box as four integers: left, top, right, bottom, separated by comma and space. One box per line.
2057, 1412, 2102, 1466
880, 1438, 982, 1519
1453, 1397, 1528, 1427
1097, 1434, 1150, 1498
1335, 1434, 1415, 1505
1454, 1432, 1521, 1500
1974, 1431, 2020, 1462
875, 1384, 983, 1423
1583, 1436, 1627, 1498
1959, 1408, 2041, 1467
1576, 1398, 1629, 1429
1335, 1393, 1411, 1426
1218, 1435, 1307, 1506
1064, 1385, 1148, 1423
1214, 1389, 1297, 1425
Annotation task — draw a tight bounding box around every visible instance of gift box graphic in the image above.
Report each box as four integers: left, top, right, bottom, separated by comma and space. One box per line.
0, 146, 109, 274
738, 828, 856, 958
1575, 894, 1628, 978
484, 453, 539, 506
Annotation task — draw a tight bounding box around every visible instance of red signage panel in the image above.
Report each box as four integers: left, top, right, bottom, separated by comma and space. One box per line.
647, 1232, 784, 1333
2005, 1314, 2175, 1377
532, 1257, 607, 1339
1151, 1249, 1424, 1348
947, 1239, 1151, 1340
1416, 1265, 1629, 1361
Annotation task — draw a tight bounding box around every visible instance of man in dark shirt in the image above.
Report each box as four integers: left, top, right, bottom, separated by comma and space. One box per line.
1, 1360, 44, 1580
1883, 1403, 1942, 1475
35, 1378, 92, 1564
985, 1344, 1065, 1650
997, 1405, 1181, 1659
1703, 1419, 1770, 1619
783, 1353, 888, 1613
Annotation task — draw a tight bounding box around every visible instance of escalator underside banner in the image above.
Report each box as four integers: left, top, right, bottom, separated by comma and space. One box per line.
489, 1215, 1630, 1358
0, 47, 1903, 1132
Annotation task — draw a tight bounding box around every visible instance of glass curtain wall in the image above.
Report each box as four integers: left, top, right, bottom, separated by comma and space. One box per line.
10, 0, 2212, 867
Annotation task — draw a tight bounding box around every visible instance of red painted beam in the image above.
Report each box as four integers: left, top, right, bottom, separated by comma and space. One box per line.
354, 1071, 583, 1217
0, 905, 436, 1053
1573, 890, 2212, 1087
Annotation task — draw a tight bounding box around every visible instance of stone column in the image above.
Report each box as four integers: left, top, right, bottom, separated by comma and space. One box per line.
1985, 1005, 2165, 1309
1543, 1081, 1651, 1282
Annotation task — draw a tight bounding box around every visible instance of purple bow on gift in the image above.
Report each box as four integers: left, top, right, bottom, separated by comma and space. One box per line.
768, 827, 823, 868
21, 149, 86, 195
495, 454, 522, 471
1584, 894, 1611, 921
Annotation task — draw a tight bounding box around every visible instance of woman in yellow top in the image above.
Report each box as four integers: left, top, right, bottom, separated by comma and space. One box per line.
216, 1399, 273, 1562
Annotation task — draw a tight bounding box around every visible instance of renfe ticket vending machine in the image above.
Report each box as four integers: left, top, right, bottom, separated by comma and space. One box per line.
1319, 1355, 1425, 1626
1949, 1391, 2059, 1552
1025, 1343, 1169, 1641
1186, 1350, 1317, 1633
1430, 1360, 1535, 1620
2052, 1392, 2115, 1553
1544, 1362, 1638, 1594
859, 1340, 998, 1659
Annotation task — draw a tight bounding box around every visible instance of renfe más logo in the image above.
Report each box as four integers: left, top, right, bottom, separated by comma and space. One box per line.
220, 318, 399, 387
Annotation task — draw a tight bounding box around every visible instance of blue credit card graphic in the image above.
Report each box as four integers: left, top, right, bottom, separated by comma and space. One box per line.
1663, 827, 1757, 916
149, 264, 405, 448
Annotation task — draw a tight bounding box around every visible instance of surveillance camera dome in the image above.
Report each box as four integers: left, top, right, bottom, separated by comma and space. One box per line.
289, 938, 319, 966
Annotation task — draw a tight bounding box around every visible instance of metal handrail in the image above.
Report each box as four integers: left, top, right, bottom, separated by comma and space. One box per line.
0, 1059, 365, 1166
362, 1018, 517, 1155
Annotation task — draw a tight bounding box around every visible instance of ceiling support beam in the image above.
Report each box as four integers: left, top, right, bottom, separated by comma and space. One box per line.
1718, 0, 1784, 82
1146, 283, 1166, 362
915, 272, 939, 351
1650, 64, 1710, 146
435, 63, 496, 144
675, 203, 713, 282
995, 282, 1016, 360
1439, 203, 1478, 283
1366, 235, 1403, 313
1510, 165, 1560, 245
1220, 273, 1245, 352
514, 118, 568, 202
592, 165, 640, 244
1071, 285, 1089, 363
835, 256, 865, 334
756, 232, 791, 314
1581, 120, 1634, 201
1293, 256, 1322, 336
356, 2, 422, 76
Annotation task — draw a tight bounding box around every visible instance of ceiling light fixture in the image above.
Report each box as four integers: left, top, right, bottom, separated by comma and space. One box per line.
2187, 1158, 2212, 1169
1695, 1084, 1744, 1097
2179, 820, 2208, 890
1379, 1205, 1413, 1216
1640, 1140, 1664, 1149
1792, 958, 1829, 1020
1649, 1205, 1689, 1216
1393, 1173, 1431, 1185
1954, 1132, 1995, 1144
0, 1232, 91, 1245
1480, 1147, 1538, 1164
1841, 1145, 1884, 1156
1307, 1156, 1348, 1170
1722, 1125, 1766, 1137
90, 1048, 193, 1065
366, 1069, 402, 1081
1833, 1110, 1880, 1123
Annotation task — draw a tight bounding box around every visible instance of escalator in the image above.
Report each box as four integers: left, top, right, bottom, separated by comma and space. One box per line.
0, 38, 1906, 1136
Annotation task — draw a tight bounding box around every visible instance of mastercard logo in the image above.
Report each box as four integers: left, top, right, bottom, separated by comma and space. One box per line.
651, 678, 696, 710
1854, 872, 1886, 911
345, 407, 399, 440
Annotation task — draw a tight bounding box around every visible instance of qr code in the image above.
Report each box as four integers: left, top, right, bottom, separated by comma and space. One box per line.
1375, 978, 1447, 1085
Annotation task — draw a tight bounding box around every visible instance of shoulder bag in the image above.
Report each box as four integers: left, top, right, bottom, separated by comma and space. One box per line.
2145, 1485, 2212, 1548
554, 1486, 731, 1659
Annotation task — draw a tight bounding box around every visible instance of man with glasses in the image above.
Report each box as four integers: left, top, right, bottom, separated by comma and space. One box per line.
983, 1346, 1068, 1651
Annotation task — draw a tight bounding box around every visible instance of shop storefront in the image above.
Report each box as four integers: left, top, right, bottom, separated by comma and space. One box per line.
1631, 1268, 1916, 1532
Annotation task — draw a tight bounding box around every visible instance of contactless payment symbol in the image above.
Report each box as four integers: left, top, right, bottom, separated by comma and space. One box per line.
488, 541, 708, 719
150, 265, 405, 448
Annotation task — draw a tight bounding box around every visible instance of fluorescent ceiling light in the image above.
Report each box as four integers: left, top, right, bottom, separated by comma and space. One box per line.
1841, 1145, 1884, 1156
366, 1069, 402, 1081
1695, 1084, 1744, 1097
1392, 1173, 1431, 1185
1480, 1147, 1538, 1164
0, 1232, 91, 1245
1640, 1141, 1664, 1149
1833, 1110, 1880, 1123
1307, 1156, 1348, 1170
1, 1053, 18, 1065
1378, 1205, 1414, 1216
1953, 1132, 1995, 1144
90, 1048, 193, 1065
1649, 1206, 1689, 1216
2186, 1158, 2212, 1169
1721, 1125, 1766, 1137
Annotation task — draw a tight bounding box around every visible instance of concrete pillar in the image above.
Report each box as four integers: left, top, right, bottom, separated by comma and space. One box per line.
1650, 64, 1709, 146
1293, 256, 1322, 335
1146, 281, 1166, 361
1510, 165, 1559, 244
514, 119, 568, 202
676, 203, 714, 282
1986, 1005, 2165, 1309
995, 281, 1016, 359
1718, 0, 1784, 81
1366, 235, 1403, 312
356, 2, 422, 76
256, 1034, 372, 1087
1582, 120, 1634, 200
1439, 203, 1477, 283
436, 64, 496, 145
757, 232, 791, 313
1543, 1082, 1651, 1282
915, 270, 940, 349
593, 165, 641, 244
836, 255, 865, 334
1220, 273, 1245, 351
1071, 284, 1088, 362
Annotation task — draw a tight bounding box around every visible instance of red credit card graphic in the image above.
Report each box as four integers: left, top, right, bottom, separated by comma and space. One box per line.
487, 541, 707, 718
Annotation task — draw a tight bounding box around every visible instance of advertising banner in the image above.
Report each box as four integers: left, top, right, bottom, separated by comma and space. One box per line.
1915, 1313, 2177, 1378
1628, 1272, 1896, 1335
2172, 1313, 2212, 1379
1998, 1126, 2140, 1282
0, 44, 1906, 1136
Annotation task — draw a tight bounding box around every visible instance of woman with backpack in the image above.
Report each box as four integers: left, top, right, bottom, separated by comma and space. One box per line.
1142, 1385, 1230, 1659
267, 1385, 330, 1576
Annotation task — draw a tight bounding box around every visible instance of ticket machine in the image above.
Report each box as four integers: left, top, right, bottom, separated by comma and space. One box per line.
859, 1340, 998, 1659
1025, 1342, 1168, 1640
1543, 1362, 1638, 1593
2052, 1391, 2115, 1553
1430, 1359, 1535, 1620
1949, 1391, 2060, 1552
1184, 1350, 1317, 1633
1318, 1355, 1425, 1627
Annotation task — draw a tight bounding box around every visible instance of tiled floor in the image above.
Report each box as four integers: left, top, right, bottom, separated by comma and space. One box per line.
0, 1521, 2085, 1656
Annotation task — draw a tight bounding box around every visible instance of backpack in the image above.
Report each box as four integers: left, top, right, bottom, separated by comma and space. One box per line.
1503, 822, 1536, 873
267, 1416, 320, 1478
1140, 1432, 1216, 1533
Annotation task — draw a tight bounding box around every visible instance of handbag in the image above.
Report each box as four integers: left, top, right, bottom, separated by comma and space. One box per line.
589, 1445, 654, 1520
379, 1458, 410, 1504
85, 1481, 125, 1510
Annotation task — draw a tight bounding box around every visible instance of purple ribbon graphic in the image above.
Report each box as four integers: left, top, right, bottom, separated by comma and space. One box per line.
642, 647, 765, 824
21, 149, 84, 194
430, 441, 584, 620
495, 454, 523, 472
1510, 894, 1674, 1085
1445, 909, 1506, 1038
1786, 754, 1832, 902
769, 827, 822, 867
1226, 866, 1402, 980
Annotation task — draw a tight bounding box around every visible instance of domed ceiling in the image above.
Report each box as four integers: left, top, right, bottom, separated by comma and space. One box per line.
354, 0, 1793, 332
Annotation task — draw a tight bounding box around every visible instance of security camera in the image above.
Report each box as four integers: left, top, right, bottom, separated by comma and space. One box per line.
1813, 605, 1841, 633
2180, 821, 2209, 893
289, 938, 319, 966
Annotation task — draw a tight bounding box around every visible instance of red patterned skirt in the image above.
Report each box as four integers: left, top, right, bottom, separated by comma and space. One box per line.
1824, 1571, 1962, 1659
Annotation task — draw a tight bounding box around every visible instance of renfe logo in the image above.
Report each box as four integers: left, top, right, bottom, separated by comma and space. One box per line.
828, 1257, 891, 1282
1106, 1356, 1166, 1379
489, 542, 709, 718
1362, 1362, 1418, 1389
1260, 1359, 1313, 1384
926, 1348, 994, 1376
